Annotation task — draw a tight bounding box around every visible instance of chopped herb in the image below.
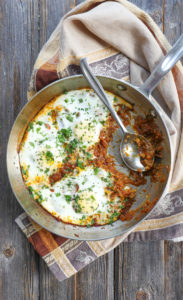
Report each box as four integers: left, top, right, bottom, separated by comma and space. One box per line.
86, 152, 92, 159
45, 151, 54, 162
35, 191, 44, 203
56, 193, 61, 197
100, 120, 105, 125
66, 114, 73, 122
28, 186, 33, 193
94, 167, 99, 175
109, 212, 120, 224
91, 219, 95, 225
73, 195, 82, 213
28, 122, 34, 131
76, 159, 84, 169
45, 168, 50, 174
119, 205, 125, 209
86, 224, 91, 228
65, 138, 79, 154
28, 186, 34, 198
79, 98, 83, 103
114, 96, 118, 102
37, 194, 43, 203
124, 198, 128, 202
64, 99, 69, 103
64, 195, 72, 203
47, 111, 52, 116
36, 127, 41, 133
29, 142, 35, 148
37, 121, 43, 125
21, 166, 26, 175
58, 127, 72, 143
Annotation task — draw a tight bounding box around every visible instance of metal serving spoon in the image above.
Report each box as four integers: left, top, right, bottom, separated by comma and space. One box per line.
80, 58, 154, 172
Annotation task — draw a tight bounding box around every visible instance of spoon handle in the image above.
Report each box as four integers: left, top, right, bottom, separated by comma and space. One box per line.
140, 34, 183, 96
80, 58, 127, 135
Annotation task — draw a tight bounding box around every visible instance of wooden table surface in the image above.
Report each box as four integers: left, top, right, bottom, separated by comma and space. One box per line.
1, 0, 183, 299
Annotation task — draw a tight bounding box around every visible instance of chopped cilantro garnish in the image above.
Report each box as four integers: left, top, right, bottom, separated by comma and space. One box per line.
86, 152, 92, 159
28, 186, 33, 193
64, 99, 69, 103
36, 127, 41, 133
73, 195, 82, 213
91, 219, 95, 225
37, 121, 43, 125
45, 168, 50, 174
56, 193, 61, 197
76, 159, 84, 169
37, 194, 43, 203
79, 98, 83, 103
58, 127, 72, 143
29, 142, 35, 148
65, 139, 79, 154
64, 195, 72, 203
35, 191, 44, 203
120, 205, 125, 209
66, 114, 73, 122
109, 212, 120, 224
28, 186, 34, 198
28, 122, 34, 131
45, 151, 54, 162
21, 166, 27, 175
94, 167, 99, 175
100, 120, 105, 125
124, 198, 128, 202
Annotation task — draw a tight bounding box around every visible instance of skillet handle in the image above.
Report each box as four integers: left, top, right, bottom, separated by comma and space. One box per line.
139, 34, 183, 97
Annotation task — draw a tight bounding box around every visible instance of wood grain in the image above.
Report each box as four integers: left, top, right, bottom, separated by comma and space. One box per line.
114, 242, 165, 300
0, 0, 183, 299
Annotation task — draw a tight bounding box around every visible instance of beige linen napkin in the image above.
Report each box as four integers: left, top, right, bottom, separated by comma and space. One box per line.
16, 0, 183, 281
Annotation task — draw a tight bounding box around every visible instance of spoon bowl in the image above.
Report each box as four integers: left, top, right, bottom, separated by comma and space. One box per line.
120, 133, 154, 172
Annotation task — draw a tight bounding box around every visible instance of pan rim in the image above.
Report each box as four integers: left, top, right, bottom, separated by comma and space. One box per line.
7, 75, 173, 240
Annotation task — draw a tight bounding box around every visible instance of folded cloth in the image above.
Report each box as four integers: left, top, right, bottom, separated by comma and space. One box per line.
16, 0, 183, 281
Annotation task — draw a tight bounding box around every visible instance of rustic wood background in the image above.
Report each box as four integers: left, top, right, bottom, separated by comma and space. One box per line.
0, 0, 183, 299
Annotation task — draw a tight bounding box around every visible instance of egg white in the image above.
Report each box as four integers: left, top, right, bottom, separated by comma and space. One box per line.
19, 89, 126, 226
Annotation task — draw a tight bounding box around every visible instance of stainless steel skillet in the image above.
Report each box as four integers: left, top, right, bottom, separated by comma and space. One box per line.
7, 35, 183, 240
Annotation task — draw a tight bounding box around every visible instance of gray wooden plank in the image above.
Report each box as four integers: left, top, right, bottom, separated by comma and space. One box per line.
164, 0, 183, 44
129, 0, 164, 29
114, 241, 165, 300
0, 0, 41, 299
75, 250, 114, 300
39, 259, 75, 300
163, 1, 183, 298
164, 241, 183, 300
